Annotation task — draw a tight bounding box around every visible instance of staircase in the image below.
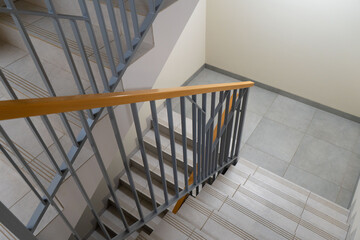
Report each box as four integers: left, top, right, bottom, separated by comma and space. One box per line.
88, 108, 351, 240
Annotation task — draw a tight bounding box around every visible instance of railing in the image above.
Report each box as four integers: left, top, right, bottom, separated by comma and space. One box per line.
0, 0, 164, 235
0, 81, 253, 239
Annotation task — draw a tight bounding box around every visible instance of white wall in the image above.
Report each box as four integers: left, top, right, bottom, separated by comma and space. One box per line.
123, 0, 206, 153
206, 0, 360, 117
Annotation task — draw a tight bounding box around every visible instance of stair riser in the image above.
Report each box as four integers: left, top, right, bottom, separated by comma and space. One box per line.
130, 158, 185, 192
144, 140, 193, 172
155, 121, 194, 148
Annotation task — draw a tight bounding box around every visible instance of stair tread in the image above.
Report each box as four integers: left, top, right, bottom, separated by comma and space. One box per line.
120, 167, 175, 206
88, 230, 107, 240
136, 231, 155, 240
144, 129, 194, 168
130, 150, 186, 189
100, 207, 126, 234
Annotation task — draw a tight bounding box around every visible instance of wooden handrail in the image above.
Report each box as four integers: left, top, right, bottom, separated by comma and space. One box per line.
172, 91, 241, 214
0, 82, 253, 121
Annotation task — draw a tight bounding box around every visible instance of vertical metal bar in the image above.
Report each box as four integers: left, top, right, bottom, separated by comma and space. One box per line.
118, 0, 133, 51
213, 91, 224, 174
223, 90, 238, 164
165, 99, 179, 198
0, 70, 62, 175
40, 116, 111, 240
0, 144, 44, 202
69, 19, 99, 94
78, 0, 110, 91
107, 107, 144, 220
4, 0, 78, 147
150, 101, 169, 204
92, 0, 117, 76
129, 0, 140, 39
180, 97, 189, 192
201, 94, 206, 180
219, 91, 231, 168
191, 95, 197, 186
44, 0, 94, 120
0, 201, 37, 240
148, 0, 155, 13
234, 88, 250, 163
105, 0, 125, 64
78, 110, 129, 231
197, 96, 202, 182
0, 126, 80, 239
130, 103, 158, 212
208, 92, 216, 176
230, 89, 243, 160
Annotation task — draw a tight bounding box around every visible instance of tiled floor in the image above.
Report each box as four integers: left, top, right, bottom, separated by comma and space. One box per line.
177, 68, 360, 208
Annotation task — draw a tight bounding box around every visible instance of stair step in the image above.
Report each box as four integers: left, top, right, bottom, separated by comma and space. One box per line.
107, 187, 162, 233
143, 129, 194, 171
0, 1, 153, 89
88, 230, 107, 240
127, 231, 140, 240
150, 212, 195, 240
224, 164, 250, 185
119, 167, 175, 206
136, 231, 155, 240
100, 206, 127, 235
211, 173, 240, 197
130, 150, 187, 190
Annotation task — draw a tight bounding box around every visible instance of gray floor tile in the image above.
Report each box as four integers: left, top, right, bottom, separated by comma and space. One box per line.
242, 110, 262, 143
352, 136, 360, 155
247, 86, 277, 115
342, 164, 360, 192
291, 135, 356, 185
265, 95, 315, 132
0, 42, 27, 68
336, 188, 353, 208
247, 118, 304, 162
239, 144, 288, 176
307, 110, 360, 151
284, 165, 340, 202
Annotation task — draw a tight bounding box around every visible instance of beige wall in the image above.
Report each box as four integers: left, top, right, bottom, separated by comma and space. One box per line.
206, 0, 360, 117
124, 0, 206, 153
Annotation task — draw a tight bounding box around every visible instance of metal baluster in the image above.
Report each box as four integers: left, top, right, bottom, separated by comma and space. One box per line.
165, 99, 179, 198
148, 0, 155, 13
0, 70, 62, 175
218, 91, 231, 168
180, 97, 189, 192
44, 0, 94, 120
201, 94, 206, 180
78, 110, 129, 231
78, 0, 110, 91
0, 126, 80, 239
213, 91, 224, 176
223, 90, 238, 164
92, 0, 117, 76
230, 89, 243, 160
0, 201, 37, 240
197, 95, 202, 183
131, 103, 158, 212
0, 144, 44, 203
105, 0, 125, 65
208, 92, 216, 176
40, 116, 111, 240
70, 19, 99, 94
234, 88, 250, 164
107, 106, 144, 220
129, 0, 140, 39
150, 101, 169, 204
118, 0, 133, 52
4, 0, 78, 147
191, 95, 197, 187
